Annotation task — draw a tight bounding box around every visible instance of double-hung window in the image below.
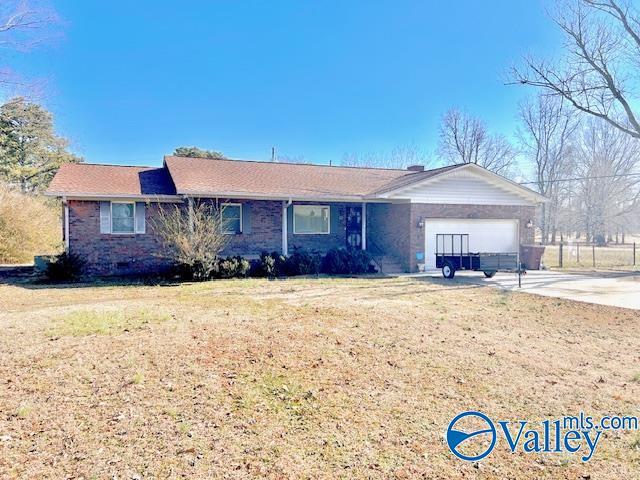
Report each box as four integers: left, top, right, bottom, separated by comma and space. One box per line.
221, 203, 242, 234
293, 205, 330, 234
111, 202, 135, 234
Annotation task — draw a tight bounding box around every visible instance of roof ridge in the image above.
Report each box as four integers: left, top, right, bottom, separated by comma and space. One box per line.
164, 155, 438, 173
67, 162, 158, 169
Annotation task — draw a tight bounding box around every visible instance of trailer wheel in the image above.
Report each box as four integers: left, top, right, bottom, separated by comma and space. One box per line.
483, 271, 496, 278
442, 262, 456, 279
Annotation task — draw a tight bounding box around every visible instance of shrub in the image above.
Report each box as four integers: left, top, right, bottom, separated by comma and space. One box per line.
44, 251, 85, 281
284, 248, 322, 276
322, 248, 375, 274
0, 184, 61, 264
188, 255, 220, 281
253, 251, 286, 277
216, 256, 250, 279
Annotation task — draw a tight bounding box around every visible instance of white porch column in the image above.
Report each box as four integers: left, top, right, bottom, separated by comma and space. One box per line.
282, 200, 289, 256
187, 196, 194, 233
361, 202, 366, 250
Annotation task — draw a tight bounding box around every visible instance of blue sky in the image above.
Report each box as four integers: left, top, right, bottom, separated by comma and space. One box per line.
6, 1, 561, 168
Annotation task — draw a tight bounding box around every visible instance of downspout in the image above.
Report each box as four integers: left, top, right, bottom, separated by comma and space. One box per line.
63, 196, 69, 251
282, 198, 292, 256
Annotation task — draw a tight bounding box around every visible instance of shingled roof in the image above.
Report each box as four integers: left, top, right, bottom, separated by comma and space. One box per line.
163, 156, 426, 198
46, 163, 176, 197
46, 157, 544, 202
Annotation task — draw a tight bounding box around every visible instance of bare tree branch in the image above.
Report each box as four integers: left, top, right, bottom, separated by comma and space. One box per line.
512, 0, 640, 138
437, 108, 517, 176
341, 144, 432, 169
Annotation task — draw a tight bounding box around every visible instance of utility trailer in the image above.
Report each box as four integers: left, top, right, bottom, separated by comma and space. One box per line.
435, 233, 522, 280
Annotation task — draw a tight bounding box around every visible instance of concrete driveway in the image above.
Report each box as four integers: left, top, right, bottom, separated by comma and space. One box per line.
422, 270, 640, 310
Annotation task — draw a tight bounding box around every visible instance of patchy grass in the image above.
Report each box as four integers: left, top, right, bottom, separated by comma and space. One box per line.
46, 308, 171, 336
0, 276, 639, 479
16, 404, 32, 419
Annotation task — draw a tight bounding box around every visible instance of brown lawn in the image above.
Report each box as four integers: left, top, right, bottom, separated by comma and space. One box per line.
0, 276, 639, 479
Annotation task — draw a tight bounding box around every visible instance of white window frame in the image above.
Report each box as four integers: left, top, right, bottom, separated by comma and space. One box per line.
221, 202, 242, 235
110, 201, 136, 235
293, 204, 331, 235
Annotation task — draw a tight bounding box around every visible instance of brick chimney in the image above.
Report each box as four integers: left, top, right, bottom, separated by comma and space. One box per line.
407, 165, 425, 172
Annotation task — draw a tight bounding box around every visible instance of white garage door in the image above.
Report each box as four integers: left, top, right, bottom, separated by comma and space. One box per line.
424, 219, 519, 270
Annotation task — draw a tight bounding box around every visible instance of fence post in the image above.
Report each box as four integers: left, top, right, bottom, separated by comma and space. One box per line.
576, 243, 580, 264
592, 244, 596, 268
559, 242, 563, 268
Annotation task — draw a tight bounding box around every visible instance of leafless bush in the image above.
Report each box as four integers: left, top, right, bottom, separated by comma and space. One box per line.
149, 201, 230, 280
0, 182, 60, 263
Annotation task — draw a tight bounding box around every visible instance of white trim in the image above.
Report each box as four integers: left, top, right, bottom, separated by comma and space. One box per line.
361, 202, 366, 250
292, 204, 331, 235
110, 201, 136, 235
221, 202, 242, 234
45, 192, 181, 202
178, 190, 397, 203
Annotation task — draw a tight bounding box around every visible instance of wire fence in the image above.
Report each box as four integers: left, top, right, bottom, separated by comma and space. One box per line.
542, 242, 638, 270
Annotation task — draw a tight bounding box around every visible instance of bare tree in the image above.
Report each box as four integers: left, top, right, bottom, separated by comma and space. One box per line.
341, 143, 432, 169
275, 153, 314, 164
513, 0, 640, 139
149, 201, 230, 280
437, 108, 517, 175
0, 1, 59, 88
518, 95, 579, 243
573, 118, 640, 243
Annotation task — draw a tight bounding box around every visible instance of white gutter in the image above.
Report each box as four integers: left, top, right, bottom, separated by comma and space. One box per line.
177, 190, 395, 203
44, 192, 182, 202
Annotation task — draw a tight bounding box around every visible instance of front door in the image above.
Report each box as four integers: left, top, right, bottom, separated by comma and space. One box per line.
346, 206, 362, 249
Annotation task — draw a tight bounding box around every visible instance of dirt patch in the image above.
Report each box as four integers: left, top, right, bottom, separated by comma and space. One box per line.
0, 277, 638, 478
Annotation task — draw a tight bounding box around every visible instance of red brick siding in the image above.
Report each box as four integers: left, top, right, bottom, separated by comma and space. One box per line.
219, 199, 282, 256
366, 203, 411, 271
68, 200, 175, 276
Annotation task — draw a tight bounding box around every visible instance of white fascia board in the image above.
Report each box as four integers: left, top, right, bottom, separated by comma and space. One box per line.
45, 192, 182, 202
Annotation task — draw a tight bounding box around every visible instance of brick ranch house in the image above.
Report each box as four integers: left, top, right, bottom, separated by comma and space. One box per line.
45, 156, 546, 276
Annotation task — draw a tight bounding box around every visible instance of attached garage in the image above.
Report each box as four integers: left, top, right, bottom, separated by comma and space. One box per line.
423, 219, 519, 270
372, 163, 547, 272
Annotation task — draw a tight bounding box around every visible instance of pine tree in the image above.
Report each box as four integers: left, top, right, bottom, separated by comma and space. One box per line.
0, 97, 82, 193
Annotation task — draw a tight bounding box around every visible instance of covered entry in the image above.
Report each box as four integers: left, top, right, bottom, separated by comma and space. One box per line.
424, 219, 519, 270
